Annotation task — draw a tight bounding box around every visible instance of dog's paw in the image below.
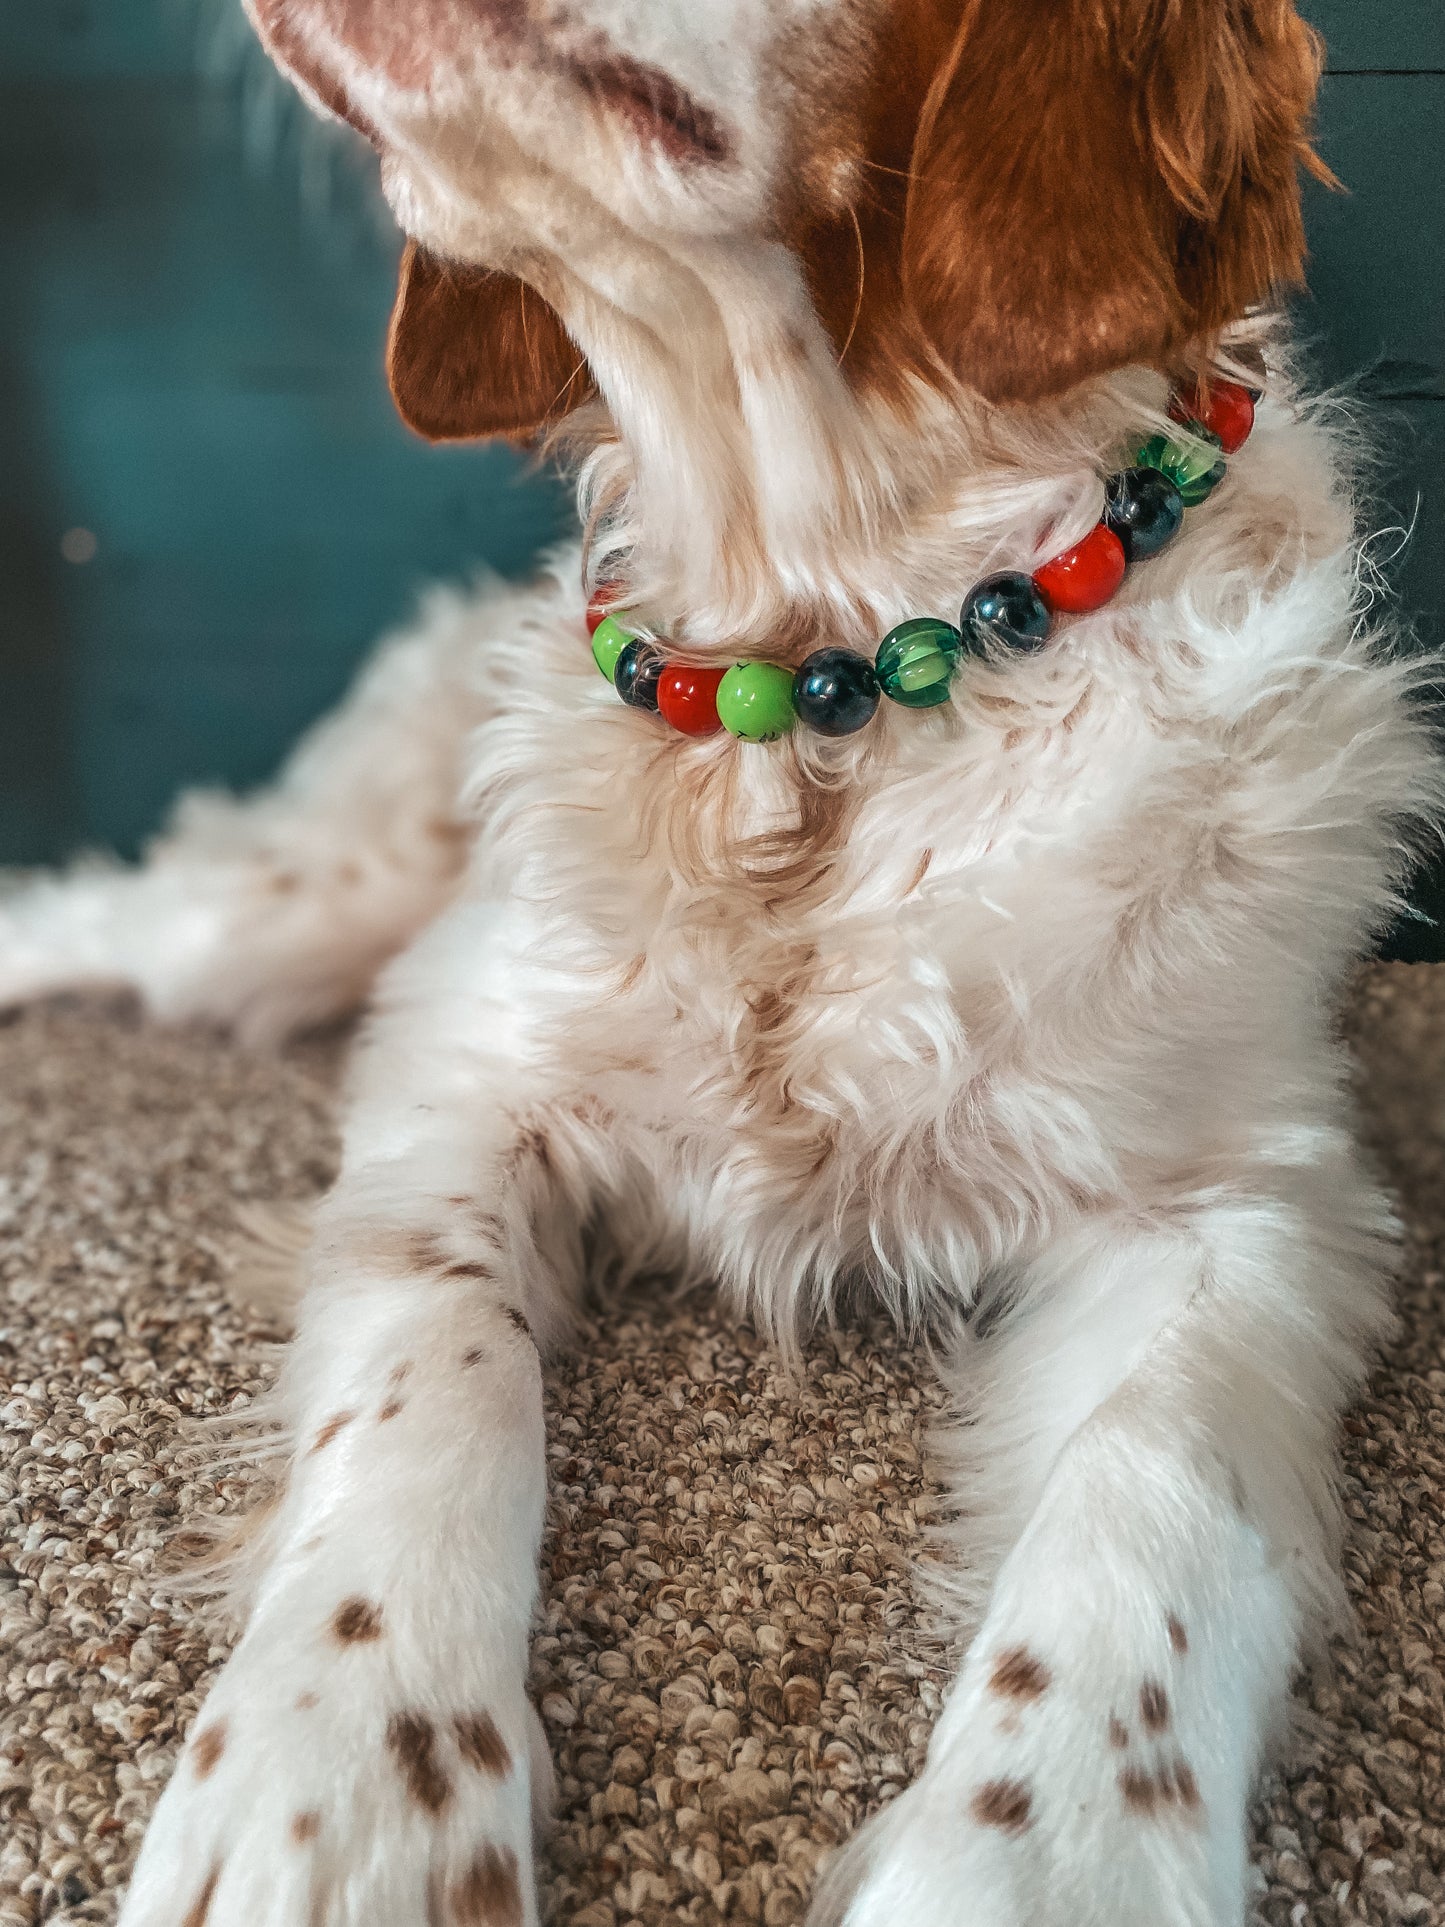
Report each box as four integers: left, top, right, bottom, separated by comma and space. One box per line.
117, 1620, 545, 1927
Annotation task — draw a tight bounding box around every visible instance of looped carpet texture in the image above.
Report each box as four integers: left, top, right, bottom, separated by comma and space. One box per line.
1, 964, 1442, 1925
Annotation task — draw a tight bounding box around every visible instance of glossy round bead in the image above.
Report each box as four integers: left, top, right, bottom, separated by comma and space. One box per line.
792, 648, 881, 737
591, 613, 635, 681
585, 582, 624, 637
716, 661, 796, 741
1171, 378, 1255, 454
875, 617, 962, 708
1103, 466, 1185, 563
1137, 427, 1226, 505
657, 663, 726, 736
614, 638, 665, 711
959, 571, 1053, 657
1031, 524, 1127, 615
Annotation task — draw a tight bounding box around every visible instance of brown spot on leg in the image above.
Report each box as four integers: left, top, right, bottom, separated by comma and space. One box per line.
190, 1722, 226, 1779
455, 1712, 511, 1778
1108, 1716, 1130, 1750
969, 1777, 1032, 1835
331, 1597, 383, 1643
1139, 1678, 1170, 1734
182, 1865, 221, 1927
378, 1398, 406, 1422
290, 1810, 321, 1844
1167, 1614, 1189, 1655
1166, 1757, 1202, 1811
450, 1844, 522, 1927
309, 1410, 356, 1454
987, 1645, 1051, 1702
1119, 1765, 1158, 1814
504, 1306, 533, 1341
387, 1711, 452, 1815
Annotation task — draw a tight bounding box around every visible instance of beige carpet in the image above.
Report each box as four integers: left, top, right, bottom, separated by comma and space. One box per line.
1, 966, 1442, 1926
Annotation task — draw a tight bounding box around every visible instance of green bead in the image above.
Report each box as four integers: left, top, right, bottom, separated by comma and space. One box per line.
716, 661, 796, 741
591, 614, 635, 681
875, 617, 962, 708
1136, 427, 1226, 506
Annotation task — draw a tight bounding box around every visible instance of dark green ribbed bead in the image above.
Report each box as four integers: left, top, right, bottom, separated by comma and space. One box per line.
1137, 427, 1226, 506
875, 617, 962, 708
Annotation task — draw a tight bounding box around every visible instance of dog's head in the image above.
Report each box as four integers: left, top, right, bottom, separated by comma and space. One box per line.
247, 0, 1326, 630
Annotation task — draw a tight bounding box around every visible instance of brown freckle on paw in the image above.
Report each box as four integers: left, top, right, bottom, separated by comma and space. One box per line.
331, 1597, 383, 1643
190, 1722, 226, 1778
182, 1865, 221, 1927
309, 1410, 355, 1454
455, 1712, 511, 1778
1108, 1716, 1129, 1750
378, 1398, 405, 1422
1139, 1678, 1170, 1734
1119, 1765, 1158, 1813
1167, 1614, 1189, 1655
504, 1306, 533, 1340
442, 1259, 496, 1281
969, 1777, 1032, 1834
296, 1691, 318, 1710
450, 1843, 522, 1927
988, 1645, 1051, 1702
387, 1711, 452, 1814
290, 1810, 320, 1844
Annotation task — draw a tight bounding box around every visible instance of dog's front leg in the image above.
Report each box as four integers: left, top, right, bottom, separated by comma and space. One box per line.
812, 1181, 1393, 1927
117, 991, 591, 1926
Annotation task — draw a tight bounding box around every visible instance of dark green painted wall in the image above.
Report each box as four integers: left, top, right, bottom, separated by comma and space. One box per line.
1, 2, 1442, 952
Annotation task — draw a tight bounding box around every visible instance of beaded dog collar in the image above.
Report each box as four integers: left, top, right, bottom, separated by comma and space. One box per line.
587, 375, 1259, 742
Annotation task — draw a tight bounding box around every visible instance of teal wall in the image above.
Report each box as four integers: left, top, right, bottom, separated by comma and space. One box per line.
1, 2, 1441, 949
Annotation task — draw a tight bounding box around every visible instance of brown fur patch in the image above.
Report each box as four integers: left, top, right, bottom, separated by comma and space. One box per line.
387, 1711, 452, 1815
442, 1259, 496, 1281
1139, 1678, 1170, 1735
1167, 1615, 1189, 1656
1119, 1765, 1157, 1813
504, 1307, 533, 1341
407, 1230, 449, 1271
463, 1346, 487, 1368
450, 1844, 523, 1927
1119, 1757, 1202, 1818
516, 1127, 553, 1174
988, 1646, 1051, 1702
969, 1777, 1032, 1835
389, 1361, 414, 1385
378, 1398, 405, 1423
290, 1810, 321, 1845
310, 1410, 356, 1454
191, 1722, 226, 1778
296, 1691, 319, 1711
1108, 1716, 1130, 1750
455, 1712, 512, 1778
331, 1597, 384, 1644
182, 1865, 221, 1927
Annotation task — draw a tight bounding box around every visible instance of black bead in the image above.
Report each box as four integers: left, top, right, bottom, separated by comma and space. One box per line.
1103, 466, 1185, 562
959, 571, 1053, 658
792, 647, 881, 736
614, 638, 664, 711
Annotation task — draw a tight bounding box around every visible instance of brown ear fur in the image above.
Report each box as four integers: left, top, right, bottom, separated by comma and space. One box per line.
387, 242, 594, 442
897, 0, 1326, 404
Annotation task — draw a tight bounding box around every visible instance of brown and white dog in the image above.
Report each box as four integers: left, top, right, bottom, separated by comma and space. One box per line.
3, 2, 1441, 1922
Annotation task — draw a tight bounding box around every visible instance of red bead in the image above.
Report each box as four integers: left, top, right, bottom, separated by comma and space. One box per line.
585, 582, 623, 636
657, 664, 726, 736
1171, 379, 1255, 455
1032, 523, 1127, 615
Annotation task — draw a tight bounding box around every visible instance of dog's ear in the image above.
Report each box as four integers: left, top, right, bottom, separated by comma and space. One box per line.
387, 242, 594, 441
900, 0, 1327, 404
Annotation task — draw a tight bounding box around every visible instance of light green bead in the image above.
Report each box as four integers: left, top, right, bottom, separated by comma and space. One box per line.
875, 616, 962, 708
1136, 429, 1226, 506
591, 614, 635, 681
716, 661, 796, 741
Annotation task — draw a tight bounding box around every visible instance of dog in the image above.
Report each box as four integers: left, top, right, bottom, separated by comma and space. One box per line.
4, 1, 1442, 1922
